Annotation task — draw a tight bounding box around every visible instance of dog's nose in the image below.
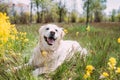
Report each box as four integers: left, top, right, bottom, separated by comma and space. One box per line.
50, 31, 55, 36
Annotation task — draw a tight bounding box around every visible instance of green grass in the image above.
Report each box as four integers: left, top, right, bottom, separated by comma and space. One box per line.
1, 23, 120, 80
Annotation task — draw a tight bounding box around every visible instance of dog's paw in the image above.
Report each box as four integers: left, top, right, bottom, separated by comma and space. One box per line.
81, 48, 88, 56
32, 69, 40, 77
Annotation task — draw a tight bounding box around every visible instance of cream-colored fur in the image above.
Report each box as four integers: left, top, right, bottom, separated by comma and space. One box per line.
28, 24, 87, 76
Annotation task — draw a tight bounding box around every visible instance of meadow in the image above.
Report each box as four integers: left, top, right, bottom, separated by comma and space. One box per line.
0, 22, 120, 80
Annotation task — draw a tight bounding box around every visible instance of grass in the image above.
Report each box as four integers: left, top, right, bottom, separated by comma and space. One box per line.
1, 23, 120, 80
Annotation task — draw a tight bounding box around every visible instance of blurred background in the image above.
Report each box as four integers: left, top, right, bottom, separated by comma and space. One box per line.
0, 0, 120, 24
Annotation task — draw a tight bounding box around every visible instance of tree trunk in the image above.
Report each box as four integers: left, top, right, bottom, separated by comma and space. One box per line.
86, 0, 89, 27
59, 8, 62, 22
30, 1, 33, 23
36, 2, 40, 23
94, 11, 101, 22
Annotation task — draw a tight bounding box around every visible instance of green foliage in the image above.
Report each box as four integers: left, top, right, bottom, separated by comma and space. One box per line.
78, 17, 86, 23
0, 3, 9, 14
32, 0, 56, 23
111, 9, 116, 22
10, 12, 30, 24
20, 12, 30, 24
71, 12, 78, 23
83, 0, 107, 22
116, 13, 120, 22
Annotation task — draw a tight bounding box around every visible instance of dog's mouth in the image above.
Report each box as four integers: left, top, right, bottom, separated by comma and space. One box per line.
44, 36, 56, 45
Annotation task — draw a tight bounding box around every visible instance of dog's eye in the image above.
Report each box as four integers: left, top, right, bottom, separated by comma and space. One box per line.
55, 29, 58, 32
46, 28, 49, 30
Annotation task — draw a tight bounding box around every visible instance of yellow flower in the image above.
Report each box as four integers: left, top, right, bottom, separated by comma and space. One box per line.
86, 71, 91, 75
109, 57, 116, 64
64, 29, 68, 34
76, 32, 79, 36
108, 57, 116, 70
0, 12, 18, 44
24, 39, 29, 42
10, 35, 15, 40
86, 65, 94, 73
83, 73, 90, 79
83, 71, 91, 79
0, 13, 9, 20
15, 36, 18, 40
116, 67, 120, 74
99, 72, 109, 79
86, 25, 90, 31
118, 38, 120, 43
102, 72, 109, 77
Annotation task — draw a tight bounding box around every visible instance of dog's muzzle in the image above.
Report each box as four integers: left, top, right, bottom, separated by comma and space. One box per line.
44, 31, 56, 45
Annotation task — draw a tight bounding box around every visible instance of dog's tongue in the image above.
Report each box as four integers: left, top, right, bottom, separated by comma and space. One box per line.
47, 38, 54, 44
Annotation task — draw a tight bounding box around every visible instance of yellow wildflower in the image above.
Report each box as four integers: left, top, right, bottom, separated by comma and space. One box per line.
86, 65, 94, 73
108, 57, 116, 70
86, 71, 91, 76
99, 72, 109, 79
76, 32, 79, 36
116, 67, 120, 74
10, 35, 15, 40
86, 25, 90, 31
0, 13, 9, 20
64, 29, 68, 34
23, 32, 27, 35
83, 65, 94, 79
15, 36, 18, 40
118, 38, 120, 43
24, 39, 29, 42
0, 12, 18, 44
109, 57, 116, 64
83, 73, 90, 79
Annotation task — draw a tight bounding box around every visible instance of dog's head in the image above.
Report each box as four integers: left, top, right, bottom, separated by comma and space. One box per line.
39, 24, 64, 47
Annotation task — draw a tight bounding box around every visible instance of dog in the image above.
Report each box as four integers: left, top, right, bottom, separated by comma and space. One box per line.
28, 24, 87, 76
7, 24, 87, 76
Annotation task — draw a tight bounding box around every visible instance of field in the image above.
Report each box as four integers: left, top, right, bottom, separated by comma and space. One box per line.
0, 22, 120, 80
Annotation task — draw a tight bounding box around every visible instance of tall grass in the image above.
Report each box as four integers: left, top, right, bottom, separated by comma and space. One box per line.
0, 23, 120, 80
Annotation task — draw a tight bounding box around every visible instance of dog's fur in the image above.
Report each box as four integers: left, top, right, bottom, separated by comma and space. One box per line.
8, 24, 87, 76
28, 24, 87, 76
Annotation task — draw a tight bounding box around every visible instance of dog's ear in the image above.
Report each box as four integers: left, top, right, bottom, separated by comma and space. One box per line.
60, 28, 65, 38
39, 25, 44, 35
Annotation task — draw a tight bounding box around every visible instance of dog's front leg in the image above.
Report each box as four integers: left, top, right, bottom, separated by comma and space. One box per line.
32, 66, 51, 76
32, 68, 41, 76
32, 67, 45, 76
78, 47, 88, 57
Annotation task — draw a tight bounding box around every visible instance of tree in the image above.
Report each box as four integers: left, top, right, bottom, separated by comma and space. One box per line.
32, 0, 41, 23
83, 0, 92, 26
93, 0, 106, 22
116, 8, 120, 22
30, 0, 33, 23
56, 0, 67, 22
33, 0, 55, 23
111, 9, 116, 22
83, 0, 106, 24
117, 14, 120, 22
0, 3, 9, 14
